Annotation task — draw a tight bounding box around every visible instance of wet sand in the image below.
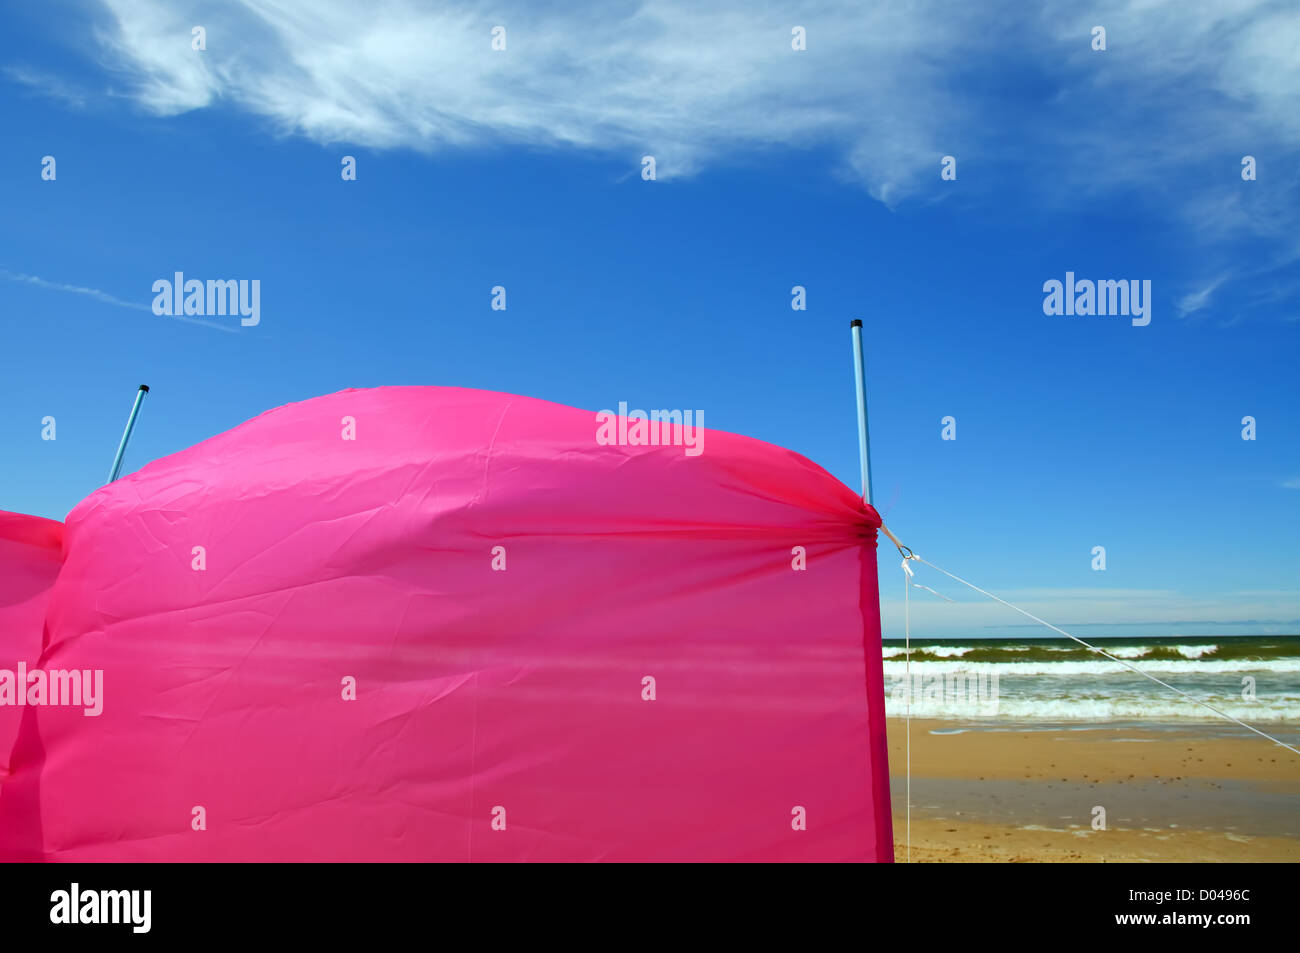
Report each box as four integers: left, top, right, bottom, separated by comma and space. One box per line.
887, 719, 1300, 862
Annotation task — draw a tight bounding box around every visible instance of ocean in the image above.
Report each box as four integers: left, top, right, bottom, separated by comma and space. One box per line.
880, 635, 1300, 731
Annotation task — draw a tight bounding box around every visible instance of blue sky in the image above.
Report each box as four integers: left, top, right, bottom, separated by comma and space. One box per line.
1, 1, 1297, 637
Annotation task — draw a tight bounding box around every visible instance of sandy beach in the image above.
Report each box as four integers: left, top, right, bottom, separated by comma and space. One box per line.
888, 719, 1300, 862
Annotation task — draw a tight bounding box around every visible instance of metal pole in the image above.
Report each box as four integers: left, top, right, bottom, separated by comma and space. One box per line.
850, 320, 872, 504
107, 385, 150, 483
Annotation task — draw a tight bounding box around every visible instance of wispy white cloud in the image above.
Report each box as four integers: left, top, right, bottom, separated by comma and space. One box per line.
88, 0, 978, 202
1282, 477, 1300, 490
83, 1, 1299, 205
62, 0, 1300, 321
1176, 277, 1227, 317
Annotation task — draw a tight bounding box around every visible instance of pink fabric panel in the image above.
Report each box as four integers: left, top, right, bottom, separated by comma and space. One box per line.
0, 387, 891, 861
0, 512, 63, 781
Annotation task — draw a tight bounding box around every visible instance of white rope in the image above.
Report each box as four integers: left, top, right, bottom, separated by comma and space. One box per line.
911, 582, 954, 602
906, 553, 1300, 757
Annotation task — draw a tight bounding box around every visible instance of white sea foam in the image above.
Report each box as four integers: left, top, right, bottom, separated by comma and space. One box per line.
883, 694, 1300, 722
1105, 646, 1152, 658
1098, 644, 1222, 659
880, 658, 1300, 676
1173, 644, 1219, 658
882, 643, 1227, 661
882, 644, 1031, 658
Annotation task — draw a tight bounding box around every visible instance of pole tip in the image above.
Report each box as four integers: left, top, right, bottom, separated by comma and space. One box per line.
850, 319, 862, 328
139, 385, 150, 393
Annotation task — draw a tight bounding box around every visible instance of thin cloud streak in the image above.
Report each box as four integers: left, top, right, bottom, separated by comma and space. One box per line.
1, 269, 239, 333
2, 268, 148, 310
3, 65, 90, 108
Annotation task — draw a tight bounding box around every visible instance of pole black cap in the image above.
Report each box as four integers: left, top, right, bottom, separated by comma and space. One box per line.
139, 385, 150, 393
850, 319, 862, 328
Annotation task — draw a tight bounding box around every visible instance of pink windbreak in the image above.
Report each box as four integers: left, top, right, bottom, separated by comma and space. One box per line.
0, 386, 892, 862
